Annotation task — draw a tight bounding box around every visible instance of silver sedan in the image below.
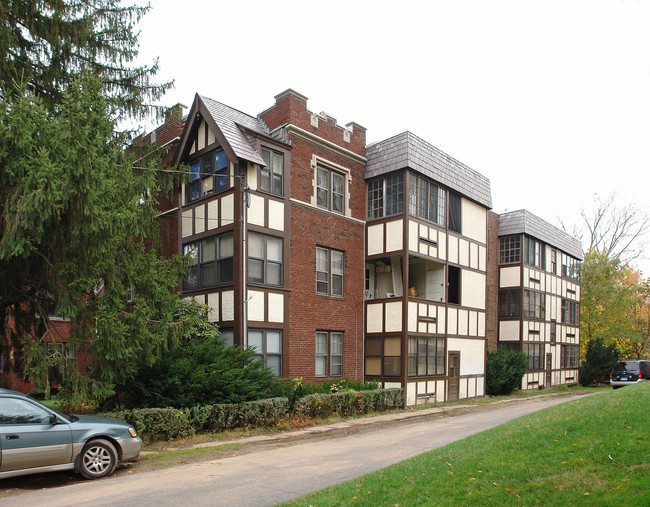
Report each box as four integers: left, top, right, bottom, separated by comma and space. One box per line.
0, 388, 141, 480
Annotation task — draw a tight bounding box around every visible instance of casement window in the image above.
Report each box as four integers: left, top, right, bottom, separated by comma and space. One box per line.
561, 253, 581, 282
184, 232, 234, 290
498, 289, 520, 317
317, 165, 345, 214
260, 147, 283, 196
448, 191, 462, 233
248, 329, 282, 376
551, 249, 557, 274
525, 343, 542, 370
248, 233, 283, 286
367, 173, 404, 219
188, 149, 228, 203
315, 331, 343, 377
316, 247, 344, 296
561, 345, 579, 368
498, 342, 520, 352
550, 320, 557, 344
523, 290, 545, 319
499, 236, 521, 264
524, 237, 544, 268
365, 336, 401, 376
220, 328, 234, 348
407, 176, 446, 226
407, 336, 444, 377
561, 299, 579, 325
448, 266, 460, 304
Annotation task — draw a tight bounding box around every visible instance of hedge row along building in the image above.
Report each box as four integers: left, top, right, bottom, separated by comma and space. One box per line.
138, 89, 584, 405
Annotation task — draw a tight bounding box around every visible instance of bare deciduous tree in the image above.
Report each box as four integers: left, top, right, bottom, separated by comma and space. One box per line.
561, 193, 650, 263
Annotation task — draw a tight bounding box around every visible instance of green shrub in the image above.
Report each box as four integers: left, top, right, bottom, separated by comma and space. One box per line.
486, 348, 527, 395
122, 334, 277, 409
105, 398, 290, 442
580, 337, 619, 386
294, 388, 403, 418
269, 377, 381, 409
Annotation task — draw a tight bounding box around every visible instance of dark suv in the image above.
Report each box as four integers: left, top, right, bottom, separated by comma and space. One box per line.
610, 360, 650, 389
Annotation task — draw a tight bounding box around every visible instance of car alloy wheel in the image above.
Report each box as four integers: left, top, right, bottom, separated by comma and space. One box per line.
80, 439, 118, 479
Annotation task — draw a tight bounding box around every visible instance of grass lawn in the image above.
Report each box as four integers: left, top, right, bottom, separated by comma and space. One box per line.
284, 383, 650, 506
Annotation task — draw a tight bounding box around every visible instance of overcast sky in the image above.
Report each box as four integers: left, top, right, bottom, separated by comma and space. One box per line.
135, 0, 650, 274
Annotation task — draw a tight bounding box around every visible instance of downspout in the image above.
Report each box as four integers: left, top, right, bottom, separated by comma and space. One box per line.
241, 163, 250, 348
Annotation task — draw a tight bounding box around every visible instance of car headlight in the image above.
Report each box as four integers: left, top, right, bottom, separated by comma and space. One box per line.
128, 427, 137, 438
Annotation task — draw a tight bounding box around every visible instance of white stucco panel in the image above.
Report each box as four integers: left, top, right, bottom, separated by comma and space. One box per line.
247, 290, 265, 322
438, 232, 446, 261
366, 303, 383, 333
448, 338, 485, 376
408, 301, 418, 332
207, 200, 218, 230
408, 220, 418, 252
221, 193, 234, 226
268, 292, 284, 323
385, 301, 402, 332
248, 194, 265, 227
469, 311, 478, 336
478, 312, 486, 337
499, 320, 520, 341
458, 309, 469, 335
182, 209, 193, 238
461, 199, 487, 243
247, 162, 258, 191
406, 382, 416, 406
461, 270, 486, 309
447, 307, 458, 335
459, 239, 470, 267
268, 199, 285, 231
221, 290, 235, 321
470, 242, 479, 270
194, 204, 205, 234
448, 236, 459, 264
479, 245, 486, 272
368, 224, 384, 256
500, 266, 521, 287
207, 292, 219, 322
386, 219, 403, 252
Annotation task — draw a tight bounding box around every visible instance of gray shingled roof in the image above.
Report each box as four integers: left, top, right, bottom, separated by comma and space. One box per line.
365, 131, 492, 208
499, 209, 584, 260
199, 95, 268, 166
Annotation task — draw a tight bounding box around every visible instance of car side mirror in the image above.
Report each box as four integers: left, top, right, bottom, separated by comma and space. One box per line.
49, 414, 58, 425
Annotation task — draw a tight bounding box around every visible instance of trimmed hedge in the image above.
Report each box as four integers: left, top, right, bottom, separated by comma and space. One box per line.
104, 389, 403, 442
294, 388, 404, 418
108, 397, 289, 442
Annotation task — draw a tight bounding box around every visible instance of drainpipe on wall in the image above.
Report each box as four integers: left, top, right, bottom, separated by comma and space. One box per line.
241, 173, 250, 348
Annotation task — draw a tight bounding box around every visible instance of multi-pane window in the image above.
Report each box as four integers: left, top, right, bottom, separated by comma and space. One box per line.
407, 336, 444, 376
408, 176, 445, 226
368, 173, 404, 220
551, 250, 557, 274
248, 233, 283, 286
561, 299, 579, 325
249, 329, 282, 376
184, 233, 234, 290
499, 289, 520, 317
561, 253, 581, 282
188, 149, 228, 202
561, 345, 579, 368
550, 320, 557, 344
317, 165, 345, 214
523, 290, 545, 319
500, 236, 521, 264
386, 173, 404, 216
525, 343, 542, 370
524, 237, 543, 268
316, 247, 344, 296
365, 336, 401, 376
260, 147, 283, 196
448, 191, 462, 233
315, 331, 343, 377
367, 180, 383, 219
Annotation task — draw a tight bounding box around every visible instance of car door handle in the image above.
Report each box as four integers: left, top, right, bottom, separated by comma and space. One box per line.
6, 434, 19, 440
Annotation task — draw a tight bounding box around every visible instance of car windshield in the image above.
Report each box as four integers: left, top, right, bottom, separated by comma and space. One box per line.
613, 361, 639, 372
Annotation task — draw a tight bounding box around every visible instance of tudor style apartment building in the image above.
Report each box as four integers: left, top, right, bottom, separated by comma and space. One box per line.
138, 89, 583, 406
